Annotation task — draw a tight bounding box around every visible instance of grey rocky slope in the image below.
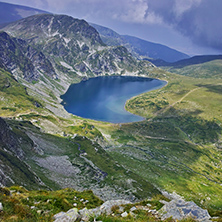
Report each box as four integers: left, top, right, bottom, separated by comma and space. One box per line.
0, 31, 56, 81
0, 117, 45, 189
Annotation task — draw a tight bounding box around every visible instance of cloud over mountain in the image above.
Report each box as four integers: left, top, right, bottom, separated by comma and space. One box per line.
144, 0, 222, 50
4, 0, 222, 52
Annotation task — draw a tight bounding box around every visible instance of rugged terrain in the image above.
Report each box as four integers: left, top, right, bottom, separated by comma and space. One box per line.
0, 10, 222, 222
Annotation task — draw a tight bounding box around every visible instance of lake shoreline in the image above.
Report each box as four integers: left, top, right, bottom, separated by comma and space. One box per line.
61, 75, 167, 123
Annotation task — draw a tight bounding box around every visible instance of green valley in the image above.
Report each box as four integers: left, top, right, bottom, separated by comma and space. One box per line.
0, 10, 222, 222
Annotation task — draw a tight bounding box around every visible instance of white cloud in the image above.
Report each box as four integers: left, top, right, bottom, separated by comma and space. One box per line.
174, 0, 202, 17
118, 0, 149, 23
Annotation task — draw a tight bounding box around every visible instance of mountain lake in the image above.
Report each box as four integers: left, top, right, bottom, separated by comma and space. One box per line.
61, 76, 167, 123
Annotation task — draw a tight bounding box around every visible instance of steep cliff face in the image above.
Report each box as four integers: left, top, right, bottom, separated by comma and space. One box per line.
0, 31, 56, 81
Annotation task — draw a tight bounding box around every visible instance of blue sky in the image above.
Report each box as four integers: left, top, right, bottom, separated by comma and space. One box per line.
3, 0, 222, 56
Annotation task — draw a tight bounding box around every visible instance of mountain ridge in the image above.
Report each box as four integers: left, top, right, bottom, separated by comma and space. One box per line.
91, 23, 190, 63
2, 14, 149, 81
164, 54, 222, 67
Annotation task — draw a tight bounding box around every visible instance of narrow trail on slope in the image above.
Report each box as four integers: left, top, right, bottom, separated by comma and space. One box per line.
171, 87, 200, 107
135, 87, 201, 136
153, 87, 200, 117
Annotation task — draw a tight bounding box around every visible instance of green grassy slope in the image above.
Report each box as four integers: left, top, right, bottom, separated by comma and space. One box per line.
106, 70, 222, 214
0, 186, 171, 222
0, 68, 43, 116
164, 59, 222, 79
4, 119, 161, 202
0, 186, 103, 221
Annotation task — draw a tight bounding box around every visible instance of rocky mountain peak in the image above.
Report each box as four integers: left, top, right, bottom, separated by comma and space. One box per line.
2, 14, 145, 80
3, 14, 104, 47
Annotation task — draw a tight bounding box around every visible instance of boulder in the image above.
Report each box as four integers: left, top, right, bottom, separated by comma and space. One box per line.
159, 199, 211, 221
99, 199, 131, 215
130, 206, 137, 212
53, 208, 79, 222
121, 211, 128, 217
79, 208, 94, 221
53, 211, 66, 221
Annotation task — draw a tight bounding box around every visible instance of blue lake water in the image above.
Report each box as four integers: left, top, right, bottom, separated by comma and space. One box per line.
61, 76, 166, 123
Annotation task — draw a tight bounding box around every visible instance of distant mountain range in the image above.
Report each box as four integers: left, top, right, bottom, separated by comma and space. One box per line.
91, 23, 190, 63
0, 2, 49, 27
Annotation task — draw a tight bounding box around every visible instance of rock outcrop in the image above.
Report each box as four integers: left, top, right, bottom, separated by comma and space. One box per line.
159, 199, 211, 221
53, 199, 211, 222
53, 199, 131, 222
53, 198, 212, 222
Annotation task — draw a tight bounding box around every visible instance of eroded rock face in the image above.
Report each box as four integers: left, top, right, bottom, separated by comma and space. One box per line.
0, 32, 56, 82
159, 199, 211, 221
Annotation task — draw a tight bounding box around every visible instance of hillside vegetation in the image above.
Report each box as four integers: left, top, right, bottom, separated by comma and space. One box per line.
122, 68, 222, 214
164, 59, 222, 79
